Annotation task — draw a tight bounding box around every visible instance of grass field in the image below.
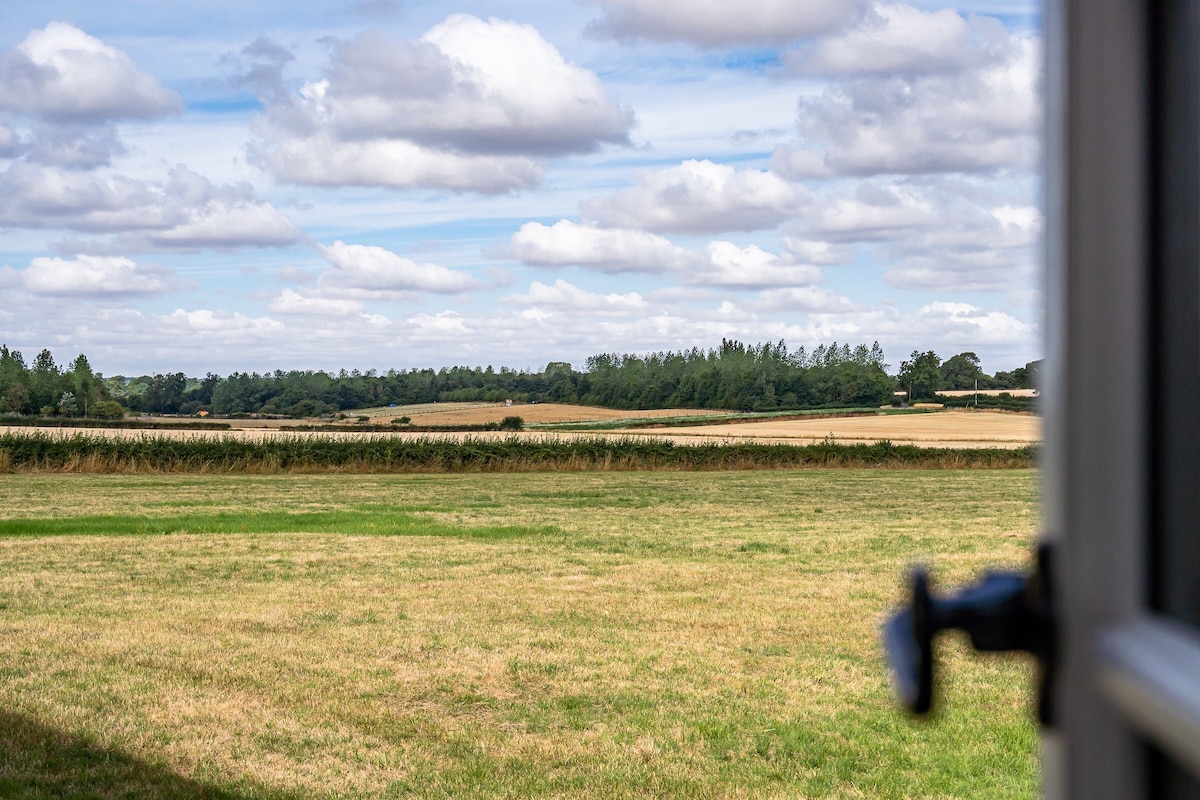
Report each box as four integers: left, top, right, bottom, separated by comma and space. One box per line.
0, 470, 1039, 798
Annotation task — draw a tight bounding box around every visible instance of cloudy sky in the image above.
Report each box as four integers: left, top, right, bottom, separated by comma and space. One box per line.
0, 0, 1041, 377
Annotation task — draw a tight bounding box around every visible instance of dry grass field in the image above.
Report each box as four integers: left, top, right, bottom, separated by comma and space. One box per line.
0, 470, 1039, 798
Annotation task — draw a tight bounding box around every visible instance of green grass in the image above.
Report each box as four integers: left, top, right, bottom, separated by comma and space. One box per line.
0, 470, 1039, 798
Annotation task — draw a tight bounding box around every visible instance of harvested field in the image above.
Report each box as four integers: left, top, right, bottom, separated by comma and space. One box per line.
632, 409, 1040, 449
0, 410, 1041, 450
937, 388, 1038, 397
352, 402, 730, 426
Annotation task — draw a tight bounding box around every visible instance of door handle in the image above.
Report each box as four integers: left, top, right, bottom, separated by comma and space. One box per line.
883, 543, 1057, 725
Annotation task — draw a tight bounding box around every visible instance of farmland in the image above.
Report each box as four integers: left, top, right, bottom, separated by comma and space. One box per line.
2, 406, 1040, 451
0, 470, 1039, 798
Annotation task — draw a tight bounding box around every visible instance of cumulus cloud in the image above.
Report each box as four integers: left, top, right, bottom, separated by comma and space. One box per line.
801, 183, 940, 241
690, 242, 823, 288
507, 220, 698, 273
508, 221, 829, 288
255, 134, 544, 193
783, 180, 1040, 293
0, 163, 301, 250
251, 15, 634, 192
585, 0, 869, 46
503, 279, 648, 315
772, 17, 1039, 178
753, 286, 858, 313
581, 159, 807, 234
0, 119, 19, 156
13, 254, 170, 296
315, 241, 481, 296
790, 3, 1008, 76
0, 22, 180, 121
269, 288, 365, 317
881, 201, 1042, 292
907, 301, 1032, 345
25, 122, 125, 169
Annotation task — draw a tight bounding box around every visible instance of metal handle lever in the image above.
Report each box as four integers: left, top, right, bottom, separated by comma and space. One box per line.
883, 544, 1056, 724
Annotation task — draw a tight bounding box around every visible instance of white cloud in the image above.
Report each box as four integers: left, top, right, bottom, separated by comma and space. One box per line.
581, 159, 807, 234
0, 163, 300, 250
0, 22, 180, 121
269, 288, 364, 317
792, 3, 1005, 76
19, 254, 169, 296
907, 301, 1032, 345
507, 220, 698, 273
251, 15, 633, 192
316, 241, 481, 295
503, 279, 648, 315
0, 118, 20, 156
586, 0, 869, 46
691, 241, 823, 288
881, 201, 1042, 292
803, 183, 939, 241
253, 133, 544, 193
773, 30, 1039, 177
781, 236, 855, 265
754, 286, 858, 313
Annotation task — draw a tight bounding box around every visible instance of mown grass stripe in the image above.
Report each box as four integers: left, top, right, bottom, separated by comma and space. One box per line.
0, 511, 553, 540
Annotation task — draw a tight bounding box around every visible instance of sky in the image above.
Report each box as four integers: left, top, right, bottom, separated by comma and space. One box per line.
0, 0, 1042, 377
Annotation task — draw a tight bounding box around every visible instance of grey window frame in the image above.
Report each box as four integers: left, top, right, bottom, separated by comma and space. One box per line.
1044, 1, 1200, 796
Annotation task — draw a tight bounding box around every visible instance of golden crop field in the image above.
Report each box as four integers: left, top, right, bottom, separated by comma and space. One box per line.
639, 410, 1040, 449
352, 402, 729, 426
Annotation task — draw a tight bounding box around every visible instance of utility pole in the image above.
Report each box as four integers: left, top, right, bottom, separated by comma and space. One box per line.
974, 378, 978, 408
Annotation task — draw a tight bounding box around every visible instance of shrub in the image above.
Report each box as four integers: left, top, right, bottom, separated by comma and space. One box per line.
499, 415, 525, 431
91, 400, 125, 420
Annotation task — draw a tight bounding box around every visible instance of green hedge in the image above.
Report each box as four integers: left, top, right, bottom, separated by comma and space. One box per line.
0, 431, 1037, 473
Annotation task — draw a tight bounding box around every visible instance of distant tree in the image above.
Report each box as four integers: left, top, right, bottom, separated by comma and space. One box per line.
29, 349, 61, 412
69, 354, 101, 417
58, 391, 78, 416
939, 352, 985, 391
898, 350, 942, 400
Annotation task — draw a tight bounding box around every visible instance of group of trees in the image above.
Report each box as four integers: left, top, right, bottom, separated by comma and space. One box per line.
0, 346, 124, 418
0, 341, 1039, 420
897, 350, 1041, 400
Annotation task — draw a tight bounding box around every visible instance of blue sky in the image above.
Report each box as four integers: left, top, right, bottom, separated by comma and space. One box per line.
0, 0, 1041, 376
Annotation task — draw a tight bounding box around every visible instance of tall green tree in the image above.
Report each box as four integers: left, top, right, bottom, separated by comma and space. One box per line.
69, 354, 101, 417
939, 352, 985, 390
898, 350, 942, 400
29, 349, 62, 414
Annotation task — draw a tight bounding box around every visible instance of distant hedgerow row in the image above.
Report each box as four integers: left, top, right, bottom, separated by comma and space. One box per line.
0, 432, 1037, 473
0, 415, 232, 431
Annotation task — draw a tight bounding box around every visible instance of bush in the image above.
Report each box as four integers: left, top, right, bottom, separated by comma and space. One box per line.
392, 416, 412, 425
91, 400, 125, 420
499, 415, 525, 431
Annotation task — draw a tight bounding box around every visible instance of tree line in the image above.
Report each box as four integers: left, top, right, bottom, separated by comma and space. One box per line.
0, 341, 1038, 419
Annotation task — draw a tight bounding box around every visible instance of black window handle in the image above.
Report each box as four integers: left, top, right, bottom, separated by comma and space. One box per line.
882, 544, 1057, 725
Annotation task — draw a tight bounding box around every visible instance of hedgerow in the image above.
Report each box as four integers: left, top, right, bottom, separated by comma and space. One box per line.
0, 431, 1036, 473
